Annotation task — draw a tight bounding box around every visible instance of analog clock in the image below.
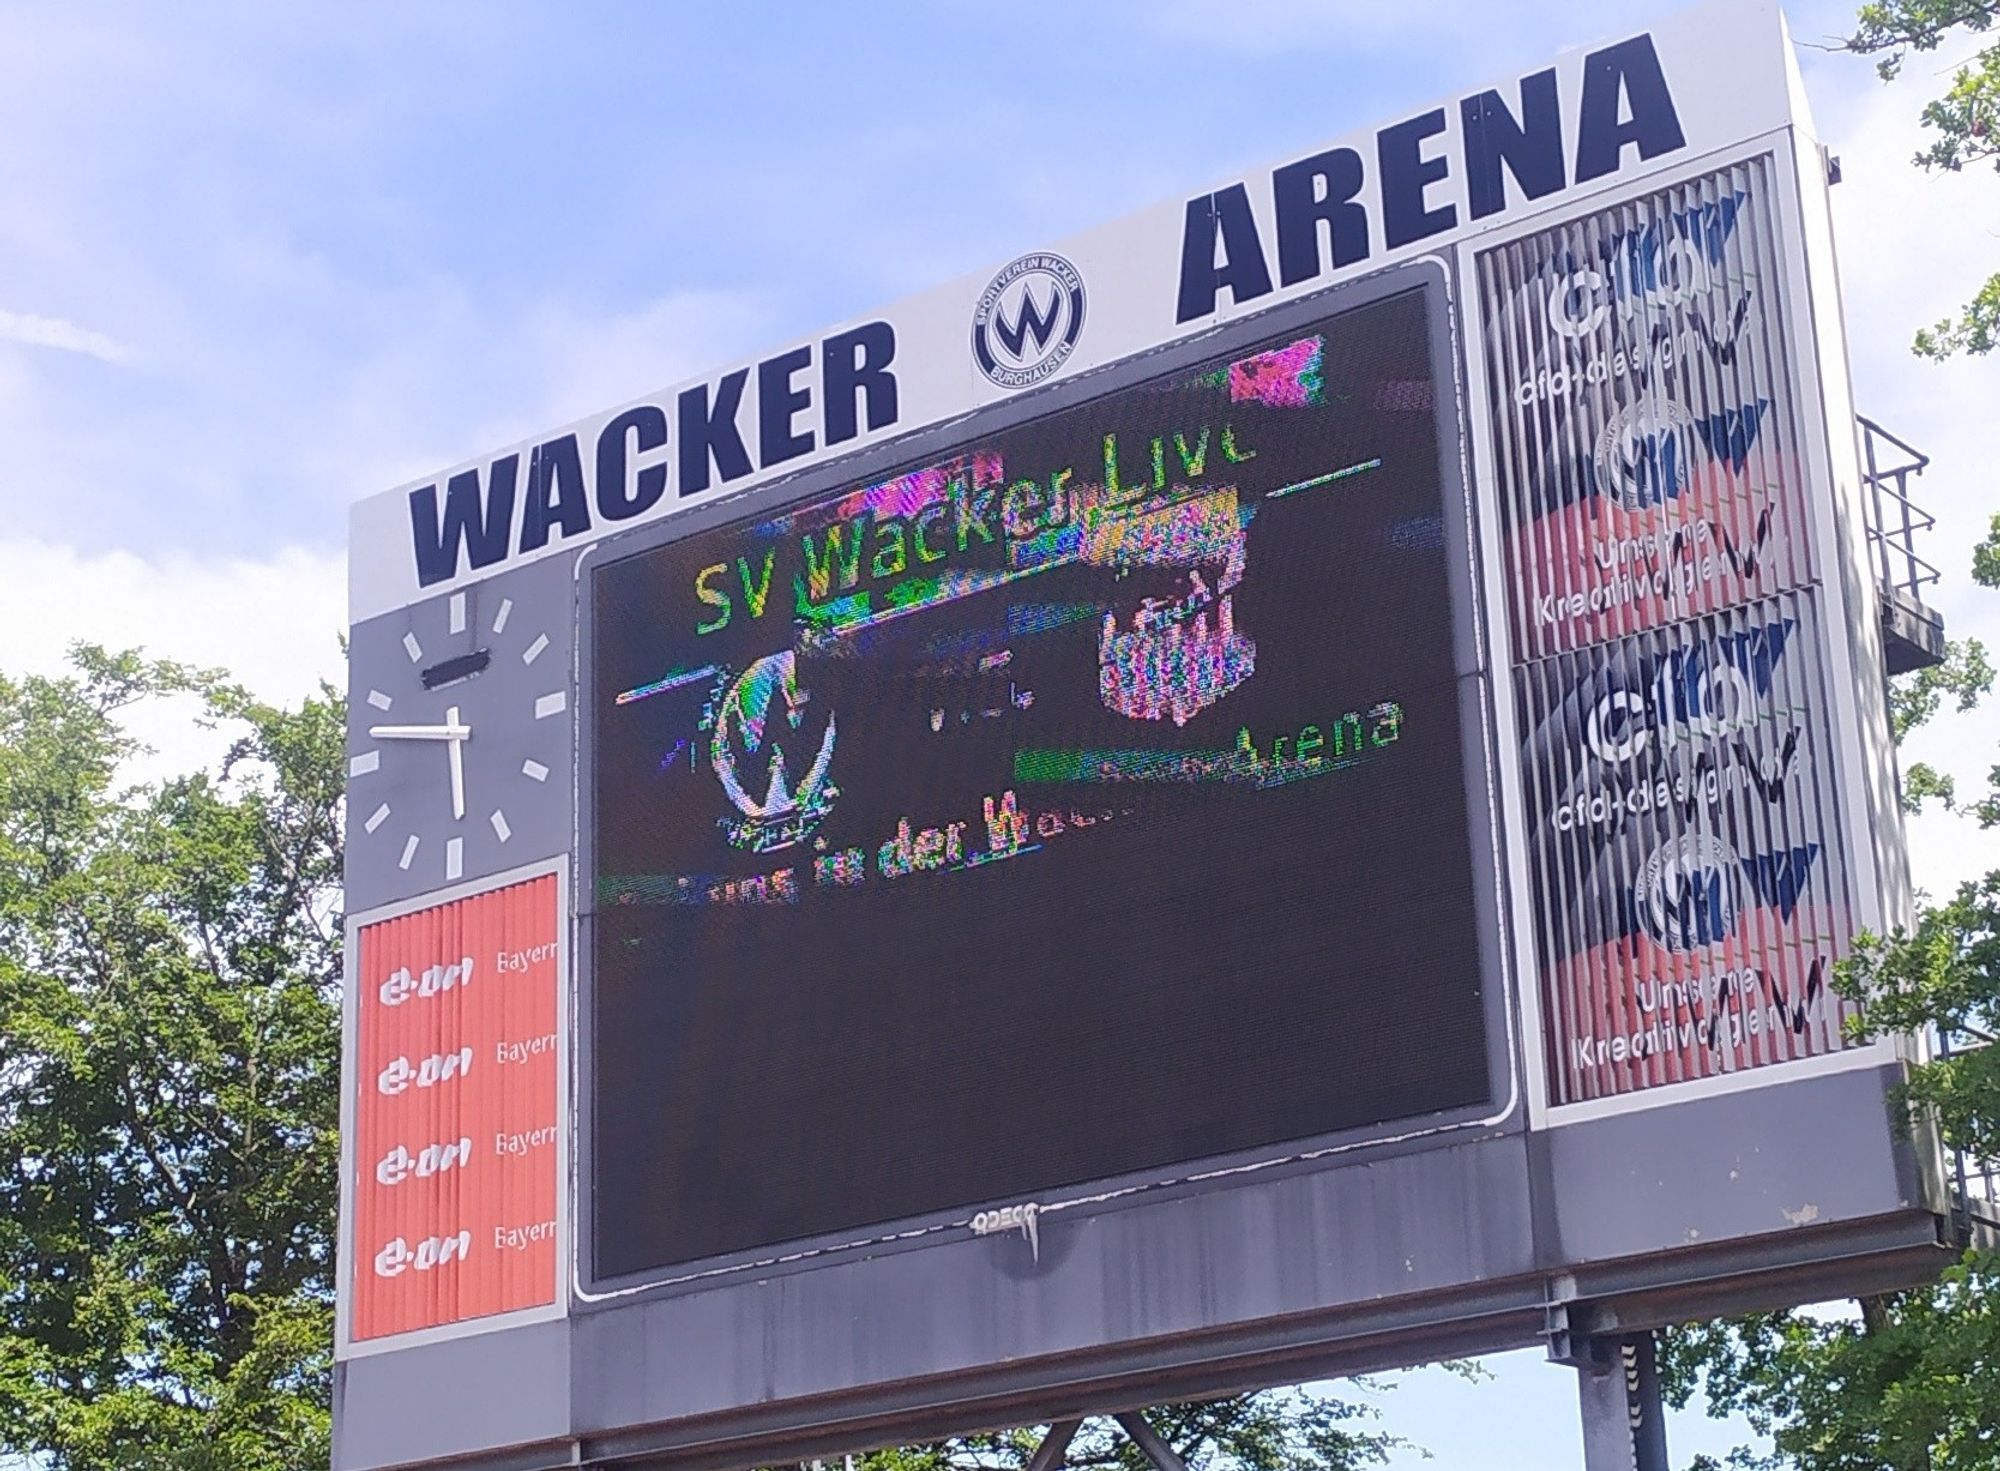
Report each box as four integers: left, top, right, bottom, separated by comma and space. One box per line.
347, 584, 569, 887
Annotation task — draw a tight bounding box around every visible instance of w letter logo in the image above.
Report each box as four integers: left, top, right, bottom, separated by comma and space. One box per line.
972, 252, 1086, 390
993, 285, 1065, 359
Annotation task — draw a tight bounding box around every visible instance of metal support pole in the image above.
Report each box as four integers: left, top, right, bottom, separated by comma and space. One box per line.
1575, 1332, 1669, 1471
1114, 1413, 1191, 1471
1024, 1419, 1083, 1471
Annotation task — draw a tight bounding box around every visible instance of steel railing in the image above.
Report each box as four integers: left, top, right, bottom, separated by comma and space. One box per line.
1933, 1030, 2000, 1238
1859, 415, 1942, 605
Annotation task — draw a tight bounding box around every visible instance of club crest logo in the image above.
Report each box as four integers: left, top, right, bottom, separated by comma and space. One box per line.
1633, 830, 1741, 951
972, 252, 1086, 390
1591, 396, 1696, 511
710, 651, 838, 853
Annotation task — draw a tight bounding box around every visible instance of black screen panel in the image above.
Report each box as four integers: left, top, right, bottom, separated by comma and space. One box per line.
590, 287, 1489, 1280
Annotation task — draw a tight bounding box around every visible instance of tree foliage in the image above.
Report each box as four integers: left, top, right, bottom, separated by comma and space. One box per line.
822, 1390, 1409, 1471
1848, 0, 2000, 356
0, 649, 1408, 1471
0, 647, 345, 1471
1891, 636, 1992, 811
1659, 1261, 2000, 1471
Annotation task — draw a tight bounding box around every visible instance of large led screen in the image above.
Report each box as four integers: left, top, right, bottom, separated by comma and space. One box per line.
589, 287, 1490, 1280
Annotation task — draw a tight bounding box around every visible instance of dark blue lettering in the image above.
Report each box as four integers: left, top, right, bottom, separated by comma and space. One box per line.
1273, 148, 1369, 287
408, 455, 518, 587
677, 369, 753, 496
519, 435, 589, 552
1175, 184, 1273, 324
1461, 70, 1565, 219
1378, 109, 1457, 250
757, 346, 815, 467
822, 321, 897, 444
1574, 35, 1686, 184
595, 406, 668, 523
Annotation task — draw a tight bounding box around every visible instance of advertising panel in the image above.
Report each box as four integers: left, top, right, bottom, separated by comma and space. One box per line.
1477, 155, 1815, 663
587, 287, 1491, 1281
346, 872, 563, 1344
1516, 591, 1857, 1105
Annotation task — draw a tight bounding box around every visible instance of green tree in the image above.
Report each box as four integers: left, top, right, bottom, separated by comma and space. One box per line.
1656, 10, 2000, 1463
816, 1390, 1411, 1471
0, 647, 1408, 1471
1851, 0, 2000, 358
0, 647, 346, 1471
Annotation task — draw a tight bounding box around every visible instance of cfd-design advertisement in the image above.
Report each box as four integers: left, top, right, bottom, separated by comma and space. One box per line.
1516, 592, 1856, 1104
1477, 155, 1815, 662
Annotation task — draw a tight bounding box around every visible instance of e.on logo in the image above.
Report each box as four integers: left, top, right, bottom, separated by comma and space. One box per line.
377, 1047, 473, 1096
373, 1230, 472, 1279
378, 956, 475, 1007
376, 1137, 474, 1187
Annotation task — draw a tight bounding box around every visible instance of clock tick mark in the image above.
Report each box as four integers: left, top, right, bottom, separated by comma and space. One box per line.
449, 591, 467, 634
490, 809, 512, 842
364, 802, 390, 834
522, 760, 550, 783
402, 633, 423, 662
349, 751, 380, 777
492, 598, 513, 635
534, 691, 567, 719
522, 633, 549, 665
366, 689, 392, 711
398, 835, 419, 870
445, 837, 463, 881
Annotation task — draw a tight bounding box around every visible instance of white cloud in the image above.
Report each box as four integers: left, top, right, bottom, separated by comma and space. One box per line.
0, 307, 131, 364
0, 538, 344, 783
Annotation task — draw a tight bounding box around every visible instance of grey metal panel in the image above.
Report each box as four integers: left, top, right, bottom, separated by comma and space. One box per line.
572, 1131, 1535, 1433
1544, 1063, 1922, 1265
345, 551, 579, 915
332, 1318, 572, 1471
327, 1071, 1950, 1470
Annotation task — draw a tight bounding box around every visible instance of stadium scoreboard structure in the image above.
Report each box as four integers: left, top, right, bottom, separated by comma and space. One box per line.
337, 5, 1952, 1468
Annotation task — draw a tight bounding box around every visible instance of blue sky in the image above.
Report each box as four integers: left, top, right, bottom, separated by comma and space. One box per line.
6, 1, 2000, 1466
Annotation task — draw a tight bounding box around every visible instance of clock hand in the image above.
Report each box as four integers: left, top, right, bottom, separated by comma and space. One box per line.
368, 721, 472, 740
446, 706, 466, 821
420, 648, 492, 691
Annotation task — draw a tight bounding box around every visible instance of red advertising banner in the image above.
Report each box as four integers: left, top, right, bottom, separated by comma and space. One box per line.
347, 872, 562, 1344
1514, 593, 1857, 1104
1477, 154, 1816, 663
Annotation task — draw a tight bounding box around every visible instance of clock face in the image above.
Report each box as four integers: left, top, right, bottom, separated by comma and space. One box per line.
347, 583, 570, 890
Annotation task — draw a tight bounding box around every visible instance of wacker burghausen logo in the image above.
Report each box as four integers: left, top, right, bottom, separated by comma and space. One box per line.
972, 253, 1085, 390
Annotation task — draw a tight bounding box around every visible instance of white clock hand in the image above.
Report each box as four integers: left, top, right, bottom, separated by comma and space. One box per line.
368, 721, 471, 740
445, 706, 466, 820
364, 713, 471, 823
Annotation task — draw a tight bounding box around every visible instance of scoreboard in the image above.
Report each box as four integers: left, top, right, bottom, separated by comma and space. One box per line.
336, 6, 1949, 1469
587, 287, 1492, 1281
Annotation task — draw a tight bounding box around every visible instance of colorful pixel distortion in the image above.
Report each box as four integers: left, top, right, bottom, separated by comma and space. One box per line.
588, 286, 1488, 1279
